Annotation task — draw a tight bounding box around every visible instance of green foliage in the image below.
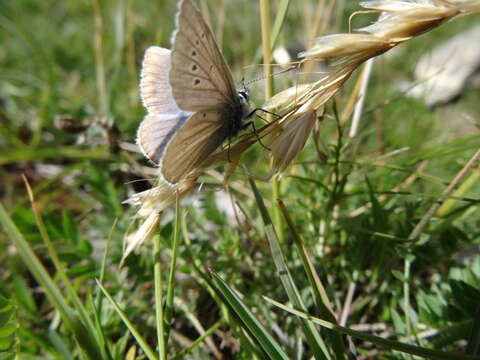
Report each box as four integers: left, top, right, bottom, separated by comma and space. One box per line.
0, 296, 17, 356
1, 0, 480, 359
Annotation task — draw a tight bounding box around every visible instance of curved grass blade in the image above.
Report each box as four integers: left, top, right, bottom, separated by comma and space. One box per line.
278, 200, 347, 359
22, 177, 107, 356
248, 176, 331, 360
96, 279, 158, 360
266, 297, 480, 360
181, 211, 266, 358
210, 270, 289, 360
0, 203, 102, 358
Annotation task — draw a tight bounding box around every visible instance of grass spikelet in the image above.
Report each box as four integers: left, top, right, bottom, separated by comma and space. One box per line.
271, 109, 320, 173
266, 0, 480, 174
122, 177, 196, 262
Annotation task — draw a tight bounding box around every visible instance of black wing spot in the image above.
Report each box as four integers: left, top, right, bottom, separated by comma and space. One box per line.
193, 79, 201, 86
195, 39, 200, 46
191, 50, 197, 57
203, 113, 207, 118
201, 33, 205, 39
191, 64, 198, 72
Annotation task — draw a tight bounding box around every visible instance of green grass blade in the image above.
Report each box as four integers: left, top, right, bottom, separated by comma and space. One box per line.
0, 146, 112, 166
92, 220, 116, 360
0, 203, 102, 358
23, 179, 102, 352
164, 195, 181, 344
171, 320, 223, 360
266, 297, 480, 360
210, 271, 289, 360
248, 177, 331, 360
437, 169, 480, 217
278, 200, 347, 359
247, 0, 291, 79
153, 232, 166, 360
182, 211, 266, 358
270, 0, 291, 50
95, 279, 158, 360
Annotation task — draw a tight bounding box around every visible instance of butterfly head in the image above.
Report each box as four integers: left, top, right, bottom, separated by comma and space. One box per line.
237, 85, 251, 119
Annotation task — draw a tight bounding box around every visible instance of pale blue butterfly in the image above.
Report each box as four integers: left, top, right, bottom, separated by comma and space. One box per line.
138, 0, 251, 184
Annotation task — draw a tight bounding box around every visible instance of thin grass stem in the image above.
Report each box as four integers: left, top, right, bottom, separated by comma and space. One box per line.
92, 0, 109, 119
260, 0, 284, 243
164, 193, 181, 344
408, 148, 480, 242
154, 231, 166, 360
96, 280, 158, 360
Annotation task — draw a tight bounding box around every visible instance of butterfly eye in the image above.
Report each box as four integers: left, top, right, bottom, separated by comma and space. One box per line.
238, 89, 249, 102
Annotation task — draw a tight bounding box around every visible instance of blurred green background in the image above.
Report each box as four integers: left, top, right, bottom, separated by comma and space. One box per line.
1, 0, 480, 358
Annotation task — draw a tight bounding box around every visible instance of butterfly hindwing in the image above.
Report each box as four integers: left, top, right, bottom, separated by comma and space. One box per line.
140, 46, 178, 114
137, 111, 191, 164
170, 0, 238, 112
161, 109, 228, 183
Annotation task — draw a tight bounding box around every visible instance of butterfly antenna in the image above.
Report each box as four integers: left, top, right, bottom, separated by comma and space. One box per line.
244, 64, 298, 87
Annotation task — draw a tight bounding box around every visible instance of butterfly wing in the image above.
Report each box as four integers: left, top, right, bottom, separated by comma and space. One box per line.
138, 46, 193, 165
170, 0, 238, 112
137, 110, 192, 164
161, 110, 229, 183
140, 46, 178, 114
139, 0, 246, 183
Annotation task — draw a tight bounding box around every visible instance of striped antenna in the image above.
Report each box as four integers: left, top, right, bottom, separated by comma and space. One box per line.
244, 64, 298, 87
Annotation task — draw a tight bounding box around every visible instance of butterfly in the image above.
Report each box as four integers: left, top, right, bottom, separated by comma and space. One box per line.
137, 0, 251, 184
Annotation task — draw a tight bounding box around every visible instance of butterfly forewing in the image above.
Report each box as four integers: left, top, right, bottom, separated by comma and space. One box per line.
140, 46, 178, 114
162, 110, 227, 183
170, 0, 238, 112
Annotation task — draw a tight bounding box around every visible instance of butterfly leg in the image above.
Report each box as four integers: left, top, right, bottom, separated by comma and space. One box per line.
246, 107, 281, 122
227, 136, 232, 162
242, 120, 271, 151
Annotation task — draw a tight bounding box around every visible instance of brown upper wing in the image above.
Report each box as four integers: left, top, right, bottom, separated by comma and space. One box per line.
169, 0, 238, 112
161, 109, 228, 183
